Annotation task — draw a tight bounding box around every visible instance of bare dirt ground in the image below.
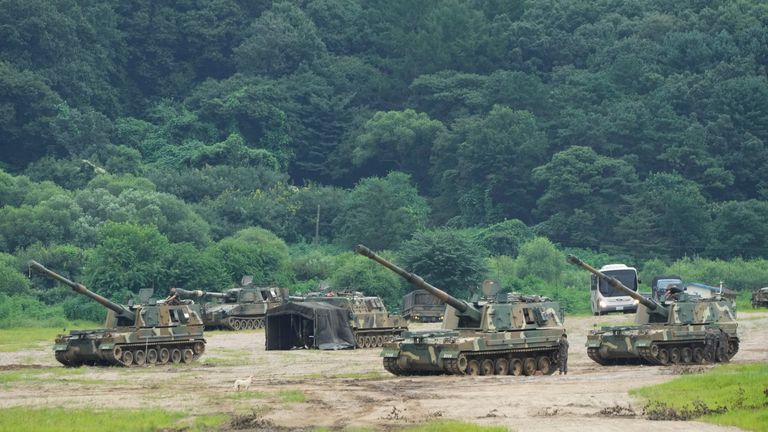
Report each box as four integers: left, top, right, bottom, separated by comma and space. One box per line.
1, 311, 766, 431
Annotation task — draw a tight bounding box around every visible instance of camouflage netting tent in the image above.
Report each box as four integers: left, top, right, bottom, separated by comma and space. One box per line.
265, 302, 355, 350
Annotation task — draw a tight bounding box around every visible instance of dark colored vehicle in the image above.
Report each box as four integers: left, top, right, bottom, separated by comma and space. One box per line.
752, 287, 768, 308
357, 245, 566, 376
176, 280, 288, 330
402, 289, 443, 322
651, 275, 684, 301
265, 291, 408, 350
568, 255, 739, 366
29, 261, 206, 367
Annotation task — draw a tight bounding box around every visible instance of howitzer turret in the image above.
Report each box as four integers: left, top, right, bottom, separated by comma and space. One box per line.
27, 260, 206, 368
567, 255, 738, 366
28, 260, 135, 320
355, 244, 481, 323
566, 255, 668, 319
355, 244, 566, 376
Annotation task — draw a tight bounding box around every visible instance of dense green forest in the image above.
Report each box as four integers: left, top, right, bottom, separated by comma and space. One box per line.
1, 0, 768, 325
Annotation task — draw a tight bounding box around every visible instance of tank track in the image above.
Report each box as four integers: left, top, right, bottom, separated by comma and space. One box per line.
588, 337, 740, 366
55, 340, 206, 368
354, 330, 403, 348
221, 316, 266, 330
383, 347, 559, 376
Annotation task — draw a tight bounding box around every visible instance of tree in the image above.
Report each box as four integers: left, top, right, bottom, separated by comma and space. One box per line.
709, 200, 768, 259
334, 172, 429, 250
234, 2, 327, 77
515, 237, 566, 284
478, 219, 534, 257
214, 227, 292, 286
397, 229, 488, 299
351, 109, 446, 192
533, 146, 638, 248
84, 222, 173, 297
0, 252, 30, 296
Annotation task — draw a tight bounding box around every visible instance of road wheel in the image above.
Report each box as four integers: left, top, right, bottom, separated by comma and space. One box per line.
232, 319, 242, 330
649, 344, 659, 358
112, 346, 122, 361
134, 350, 146, 366
510, 359, 523, 376
457, 354, 468, 374
171, 348, 182, 364
256, 318, 265, 328
716, 346, 729, 363
356, 334, 364, 348
658, 348, 670, 365
494, 358, 509, 375
158, 347, 170, 364
680, 347, 693, 364
146, 348, 158, 365
693, 347, 705, 363
523, 357, 537, 376
375, 335, 384, 347
193, 342, 205, 355
466, 360, 481, 376
480, 359, 495, 375
122, 350, 134, 366
670, 347, 681, 364
536, 356, 553, 375
182, 348, 194, 363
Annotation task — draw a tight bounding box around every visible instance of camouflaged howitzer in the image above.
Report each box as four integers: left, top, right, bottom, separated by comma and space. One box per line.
401, 289, 444, 322
303, 290, 408, 348
752, 287, 768, 308
567, 255, 739, 365
29, 261, 206, 367
356, 245, 566, 376
175, 278, 288, 330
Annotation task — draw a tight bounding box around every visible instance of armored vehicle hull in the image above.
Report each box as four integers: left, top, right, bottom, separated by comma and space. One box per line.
382, 326, 563, 376
177, 285, 287, 330
29, 261, 206, 367
752, 287, 768, 308
586, 322, 739, 366
356, 245, 567, 376
54, 326, 206, 367
569, 255, 739, 366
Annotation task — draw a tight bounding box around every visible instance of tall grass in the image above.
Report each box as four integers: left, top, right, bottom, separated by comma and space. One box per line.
631, 363, 768, 431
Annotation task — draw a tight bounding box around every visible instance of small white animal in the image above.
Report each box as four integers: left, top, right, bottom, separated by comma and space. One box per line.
233, 375, 254, 392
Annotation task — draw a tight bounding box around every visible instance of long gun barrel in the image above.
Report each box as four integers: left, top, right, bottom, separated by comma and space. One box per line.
355, 244, 481, 322
174, 288, 227, 299
566, 255, 666, 316
28, 260, 135, 320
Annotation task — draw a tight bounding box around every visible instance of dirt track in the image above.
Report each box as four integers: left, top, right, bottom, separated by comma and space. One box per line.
1, 312, 766, 431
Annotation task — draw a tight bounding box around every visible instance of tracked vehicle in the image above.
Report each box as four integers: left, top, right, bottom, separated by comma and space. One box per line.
356, 245, 566, 376
568, 255, 739, 366
175, 280, 288, 330
402, 289, 443, 322
29, 261, 206, 367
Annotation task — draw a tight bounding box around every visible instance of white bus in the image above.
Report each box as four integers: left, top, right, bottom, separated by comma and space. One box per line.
590, 263, 639, 315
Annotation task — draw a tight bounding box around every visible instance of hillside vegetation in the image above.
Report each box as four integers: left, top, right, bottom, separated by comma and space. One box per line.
1, 1, 767, 323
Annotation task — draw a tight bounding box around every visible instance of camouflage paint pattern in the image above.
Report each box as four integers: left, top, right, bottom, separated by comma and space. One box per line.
356, 245, 567, 376
29, 261, 206, 368
568, 255, 740, 366
177, 284, 288, 330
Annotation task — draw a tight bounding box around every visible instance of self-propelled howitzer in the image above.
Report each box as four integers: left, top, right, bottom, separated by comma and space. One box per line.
356, 245, 566, 376
175, 283, 287, 330
29, 261, 206, 367
567, 255, 739, 365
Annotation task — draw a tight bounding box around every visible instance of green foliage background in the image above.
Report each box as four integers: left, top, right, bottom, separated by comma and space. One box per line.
1, 0, 768, 324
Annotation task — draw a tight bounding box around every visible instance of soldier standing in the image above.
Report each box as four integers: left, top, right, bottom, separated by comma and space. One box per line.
558, 333, 569, 375
704, 327, 718, 362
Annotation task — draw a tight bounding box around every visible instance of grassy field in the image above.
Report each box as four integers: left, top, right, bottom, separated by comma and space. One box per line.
631, 363, 768, 431
0, 407, 226, 432
400, 420, 509, 432
0, 324, 99, 353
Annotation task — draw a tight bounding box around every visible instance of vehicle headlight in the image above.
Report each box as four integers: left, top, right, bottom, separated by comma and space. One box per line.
633, 299, 639, 305
599, 300, 607, 308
